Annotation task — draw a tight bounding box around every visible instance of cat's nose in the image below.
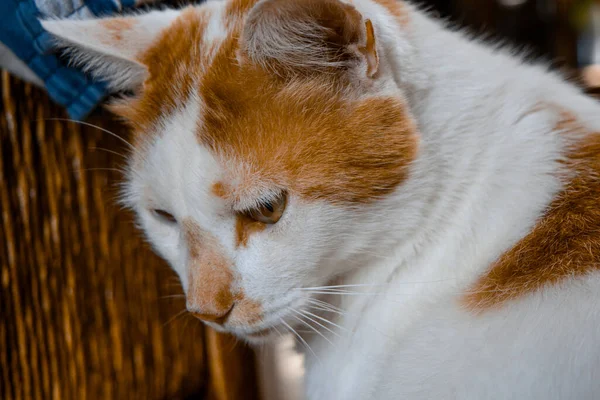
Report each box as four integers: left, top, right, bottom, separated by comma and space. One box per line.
183, 219, 237, 325
190, 304, 234, 325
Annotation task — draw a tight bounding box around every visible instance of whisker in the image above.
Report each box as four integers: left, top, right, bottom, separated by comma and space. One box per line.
295, 309, 342, 339
307, 304, 349, 317
160, 294, 186, 300
300, 283, 390, 290
43, 118, 135, 150
306, 298, 346, 313
301, 310, 350, 333
306, 303, 336, 313
306, 298, 344, 313
300, 290, 393, 296
272, 324, 285, 340
280, 318, 320, 364
306, 299, 398, 341
78, 168, 125, 173
181, 313, 194, 337
89, 146, 128, 159
163, 308, 188, 327
227, 334, 239, 353
291, 313, 336, 346
299, 279, 455, 291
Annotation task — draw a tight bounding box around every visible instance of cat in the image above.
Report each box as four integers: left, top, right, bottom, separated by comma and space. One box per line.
41, 0, 600, 398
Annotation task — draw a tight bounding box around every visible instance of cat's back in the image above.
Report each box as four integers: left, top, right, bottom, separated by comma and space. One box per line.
377, 271, 600, 400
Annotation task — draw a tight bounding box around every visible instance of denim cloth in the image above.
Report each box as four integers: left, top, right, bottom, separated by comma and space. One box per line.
0, 0, 140, 120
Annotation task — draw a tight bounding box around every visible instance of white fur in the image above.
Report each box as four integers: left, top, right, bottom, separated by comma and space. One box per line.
44, 1, 600, 399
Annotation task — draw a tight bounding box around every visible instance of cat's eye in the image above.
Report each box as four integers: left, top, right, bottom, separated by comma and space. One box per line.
247, 193, 287, 224
152, 209, 177, 224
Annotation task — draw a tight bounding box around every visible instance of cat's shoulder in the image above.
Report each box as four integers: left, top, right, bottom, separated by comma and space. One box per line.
461, 99, 600, 313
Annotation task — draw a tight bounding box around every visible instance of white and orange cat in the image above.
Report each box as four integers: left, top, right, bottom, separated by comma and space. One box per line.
42, 0, 600, 398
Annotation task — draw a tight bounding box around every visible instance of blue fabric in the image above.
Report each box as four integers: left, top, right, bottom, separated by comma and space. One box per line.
87, 0, 118, 16
0, 0, 136, 120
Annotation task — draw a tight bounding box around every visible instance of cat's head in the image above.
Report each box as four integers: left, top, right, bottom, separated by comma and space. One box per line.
42, 0, 419, 342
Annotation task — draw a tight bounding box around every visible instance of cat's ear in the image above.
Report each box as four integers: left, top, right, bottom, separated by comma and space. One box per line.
241, 0, 379, 79
41, 10, 181, 91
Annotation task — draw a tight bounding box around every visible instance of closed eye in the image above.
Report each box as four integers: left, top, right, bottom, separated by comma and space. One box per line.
152, 209, 177, 224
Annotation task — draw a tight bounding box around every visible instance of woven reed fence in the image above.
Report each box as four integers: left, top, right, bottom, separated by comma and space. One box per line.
0, 72, 258, 400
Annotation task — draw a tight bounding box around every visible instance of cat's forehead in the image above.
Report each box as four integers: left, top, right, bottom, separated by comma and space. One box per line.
124, 0, 419, 206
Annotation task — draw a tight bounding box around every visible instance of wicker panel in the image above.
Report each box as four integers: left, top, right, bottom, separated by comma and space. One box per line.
0, 71, 258, 400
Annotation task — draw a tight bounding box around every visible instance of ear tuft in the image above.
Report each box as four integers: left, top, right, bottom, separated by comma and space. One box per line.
242, 0, 378, 78
41, 9, 181, 91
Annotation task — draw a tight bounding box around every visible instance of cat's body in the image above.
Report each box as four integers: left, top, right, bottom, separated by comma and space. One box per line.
41, 0, 600, 399
303, 8, 600, 399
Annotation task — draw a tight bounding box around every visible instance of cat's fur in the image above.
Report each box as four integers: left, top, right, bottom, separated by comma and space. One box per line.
42, 0, 600, 398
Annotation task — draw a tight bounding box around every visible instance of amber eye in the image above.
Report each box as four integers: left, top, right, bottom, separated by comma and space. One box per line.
247, 193, 287, 224
152, 209, 177, 224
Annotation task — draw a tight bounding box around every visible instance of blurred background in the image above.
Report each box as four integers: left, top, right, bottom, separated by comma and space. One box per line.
429, 0, 600, 96
1, 0, 599, 399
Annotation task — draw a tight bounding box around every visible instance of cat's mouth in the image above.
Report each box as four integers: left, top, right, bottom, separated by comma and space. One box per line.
229, 307, 304, 343
200, 295, 314, 343
199, 309, 291, 343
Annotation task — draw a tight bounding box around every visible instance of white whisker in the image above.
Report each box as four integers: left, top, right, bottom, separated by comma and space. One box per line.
163, 308, 188, 327
295, 309, 343, 339
299, 279, 455, 291
43, 118, 135, 150
280, 318, 320, 364
301, 290, 392, 296
89, 146, 128, 159
307, 304, 349, 317
306, 298, 347, 313
300, 283, 390, 290
160, 294, 186, 299
272, 324, 285, 340
291, 313, 336, 346
301, 309, 350, 333
78, 167, 125, 174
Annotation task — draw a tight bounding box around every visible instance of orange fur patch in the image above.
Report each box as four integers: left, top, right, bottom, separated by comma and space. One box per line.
100, 18, 136, 43
198, 33, 418, 204
464, 110, 600, 311
211, 182, 230, 199
184, 219, 235, 321
113, 0, 417, 204
235, 214, 266, 248
184, 219, 263, 325
225, 0, 260, 20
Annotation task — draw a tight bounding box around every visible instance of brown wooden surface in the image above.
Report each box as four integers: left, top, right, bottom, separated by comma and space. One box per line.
0, 72, 258, 400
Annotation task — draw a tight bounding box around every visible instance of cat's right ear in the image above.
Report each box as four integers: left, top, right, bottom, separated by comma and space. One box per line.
41, 10, 181, 91
241, 0, 379, 80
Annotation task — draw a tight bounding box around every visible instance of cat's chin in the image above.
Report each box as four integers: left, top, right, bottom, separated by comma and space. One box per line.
203, 320, 282, 344
237, 327, 281, 345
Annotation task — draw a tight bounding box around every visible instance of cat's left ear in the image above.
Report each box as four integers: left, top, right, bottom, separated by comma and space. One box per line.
41, 9, 181, 91
241, 0, 379, 79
